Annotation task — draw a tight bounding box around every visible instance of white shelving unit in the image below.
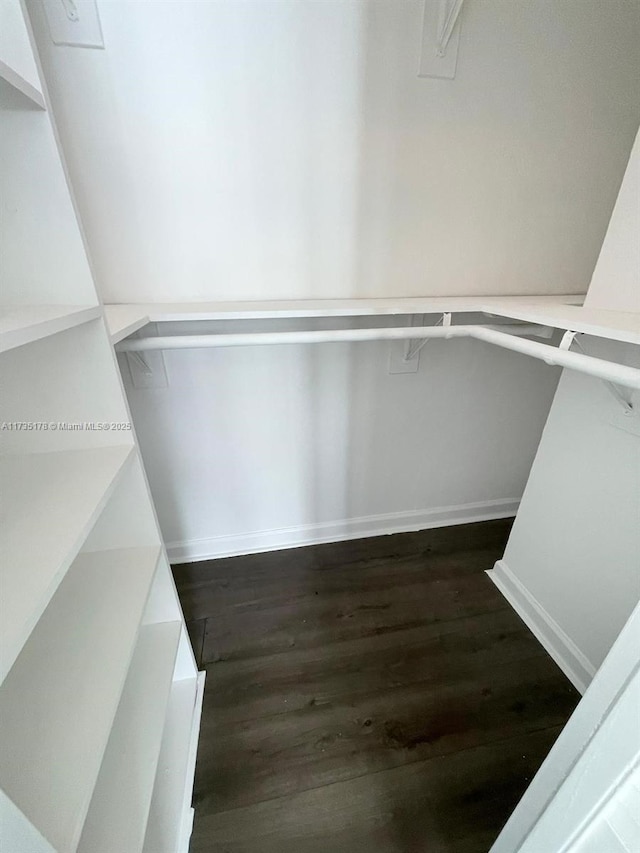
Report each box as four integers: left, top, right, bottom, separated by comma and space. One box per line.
77, 621, 182, 853
0, 304, 102, 353
143, 672, 207, 853
0, 445, 134, 681
103, 294, 581, 341
0, 57, 45, 108
104, 295, 640, 349
0, 548, 161, 852
0, 2, 204, 851
0, 0, 44, 109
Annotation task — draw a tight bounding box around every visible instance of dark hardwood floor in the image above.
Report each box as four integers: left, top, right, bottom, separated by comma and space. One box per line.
172, 520, 580, 853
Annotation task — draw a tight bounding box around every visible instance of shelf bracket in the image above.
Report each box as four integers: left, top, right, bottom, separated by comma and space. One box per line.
560, 331, 634, 415
128, 351, 153, 376
404, 313, 451, 362
437, 0, 466, 56
419, 0, 466, 79
124, 326, 169, 389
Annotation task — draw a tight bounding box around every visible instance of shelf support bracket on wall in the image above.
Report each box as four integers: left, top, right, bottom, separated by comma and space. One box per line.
419, 0, 466, 79
437, 0, 466, 56
128, 351, 153, 376
560, 330, 634, 414
124, 326, 169, 389
404, 312, 451, 362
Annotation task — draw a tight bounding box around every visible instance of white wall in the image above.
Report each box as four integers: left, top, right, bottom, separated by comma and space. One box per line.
27, 1, 639, 565
493, 133, 640, 690
27, 0, 640, 302
586, 132, 640, 314
119, 324, 561, 559
574, 765, 640, 853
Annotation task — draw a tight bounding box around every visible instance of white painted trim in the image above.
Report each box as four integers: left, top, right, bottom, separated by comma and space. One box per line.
487, 560, 596, 694
166, 499, 519, 563
177, 671, 205, 853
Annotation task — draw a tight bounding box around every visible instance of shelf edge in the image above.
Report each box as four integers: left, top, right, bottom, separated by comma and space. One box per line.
0, 306, 102, 353
0, 59, 46, 109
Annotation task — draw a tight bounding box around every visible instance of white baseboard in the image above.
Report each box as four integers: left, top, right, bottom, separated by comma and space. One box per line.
166, 498, 519, 564
487, 560, 596, 694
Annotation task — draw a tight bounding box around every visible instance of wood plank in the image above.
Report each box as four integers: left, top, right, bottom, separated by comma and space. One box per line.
173, 522, 513, 627
201, 571, 510, 663
178, 520, 579, 851
204, 608, 552, 724
176, 546, 506, 621
194, 654, 577, 814
173, 520, 514, 590
190, 726, 565, 853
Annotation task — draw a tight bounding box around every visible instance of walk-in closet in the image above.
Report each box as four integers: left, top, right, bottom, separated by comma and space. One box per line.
1, 0, 639, 851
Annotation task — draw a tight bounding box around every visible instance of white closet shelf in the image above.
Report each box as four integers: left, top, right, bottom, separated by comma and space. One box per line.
480, 302, 640, 346
104, 295, 640, 347
0, 444, 135, 681
0, 546, 161, 853
0, 59, 45, 110
143, 672, 206, 853
0, 305, 101, 353
105, 294, 581, 339
78, 620, 181, 853
1, 3, 200, 849
105, 304, 154, 343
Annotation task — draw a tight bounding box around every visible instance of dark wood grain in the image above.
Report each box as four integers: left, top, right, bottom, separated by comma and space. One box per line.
175, 547, 506, 621
173, 520, 514, 593
201, 570, 512, 663
190, 727, 565, 853
172, 520, 580, 853
205, 608, 544, 724
195, 654, 576, 814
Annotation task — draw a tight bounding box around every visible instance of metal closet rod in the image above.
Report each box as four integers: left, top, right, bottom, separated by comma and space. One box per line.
116, 324, 640, 391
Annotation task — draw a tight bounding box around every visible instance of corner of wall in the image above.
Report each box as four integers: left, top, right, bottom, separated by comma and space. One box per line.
487, 560, 596, 694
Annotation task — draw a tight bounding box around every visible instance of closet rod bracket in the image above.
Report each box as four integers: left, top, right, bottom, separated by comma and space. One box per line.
559, 330, 634, 415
